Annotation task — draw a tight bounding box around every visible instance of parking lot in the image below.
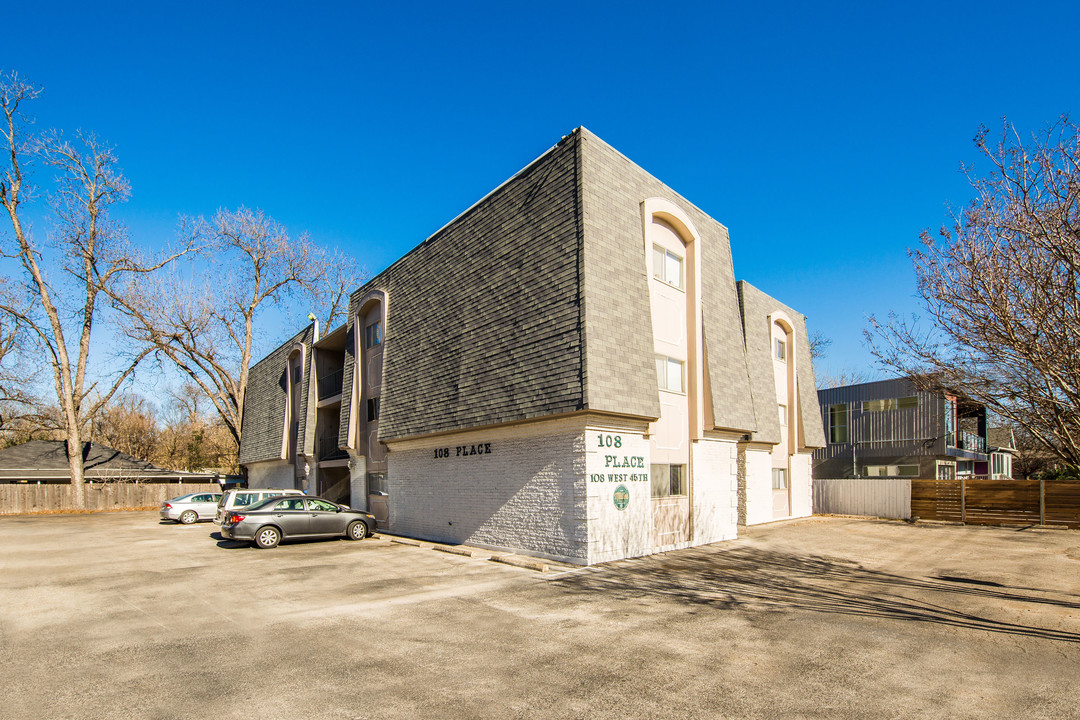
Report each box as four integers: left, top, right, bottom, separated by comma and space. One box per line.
2, 512, 1079, 719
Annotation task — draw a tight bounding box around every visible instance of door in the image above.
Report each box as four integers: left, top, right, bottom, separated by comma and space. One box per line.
269, 497, 310, 537
367, 472, 389, 528
772, 468, 790, 518
307, 498, 346, 536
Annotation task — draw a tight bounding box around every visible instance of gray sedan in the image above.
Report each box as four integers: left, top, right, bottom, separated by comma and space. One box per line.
220, 496, 376, 549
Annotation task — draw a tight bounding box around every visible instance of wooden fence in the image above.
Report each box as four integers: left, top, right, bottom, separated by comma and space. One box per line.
814, 478, 912, 519
908, 478, 1080, 528
0, 482, 222, 515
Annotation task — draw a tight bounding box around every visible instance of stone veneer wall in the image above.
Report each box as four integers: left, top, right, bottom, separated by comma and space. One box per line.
386, 419, 589, 563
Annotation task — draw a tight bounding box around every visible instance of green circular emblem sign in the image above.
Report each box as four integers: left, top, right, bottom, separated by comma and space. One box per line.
613, 484, 630, 510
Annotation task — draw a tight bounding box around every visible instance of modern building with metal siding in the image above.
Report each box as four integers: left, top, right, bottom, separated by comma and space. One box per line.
238, 128, 825, 564
814, 378, 988, 479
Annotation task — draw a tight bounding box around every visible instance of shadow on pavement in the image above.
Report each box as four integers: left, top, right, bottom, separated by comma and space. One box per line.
210, 530, 249, 549
553, 545, 1080, 643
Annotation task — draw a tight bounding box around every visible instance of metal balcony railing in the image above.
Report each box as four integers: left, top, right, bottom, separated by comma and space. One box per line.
317, 368, 343, 400
318, 436, 348, 461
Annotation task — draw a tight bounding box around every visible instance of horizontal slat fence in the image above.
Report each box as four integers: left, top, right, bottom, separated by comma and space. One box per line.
906, 478, 1080, 528
0, 483, 222, 515
1044, 481, 1080, 528
962, 478, 1040, 526
814, 478, 911, 519
910, 480, 963, 522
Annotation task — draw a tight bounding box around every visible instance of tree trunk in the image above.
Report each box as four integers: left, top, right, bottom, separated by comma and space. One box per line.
67, 436, 86, 509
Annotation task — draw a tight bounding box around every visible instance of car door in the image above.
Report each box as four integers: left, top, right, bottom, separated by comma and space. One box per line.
267, 497, 310, 537
307, 498, 346, 536
193, 494, 220, 519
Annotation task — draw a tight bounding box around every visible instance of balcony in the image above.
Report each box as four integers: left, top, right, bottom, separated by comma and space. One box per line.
317, 368, 343, 401
947, 431, 985, 453
318, 436, 348, 461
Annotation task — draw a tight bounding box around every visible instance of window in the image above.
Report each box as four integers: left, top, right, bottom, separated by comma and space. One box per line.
778, 404, 788, 426
292, 365, 302, 384
944, 398, 956, 446
862, 397, 918, 412
775, 338, 786, 362
367, 472, 388, 495
864, 464, 920, 477
367, 397, 380, 422
650, 464, 686, 497
364, 321, 382, 349
309, 498, 338, 512
772, 468, 788, 489
651, 245, 684, 289
829, 404, 848, 443
655, 356, 685, 393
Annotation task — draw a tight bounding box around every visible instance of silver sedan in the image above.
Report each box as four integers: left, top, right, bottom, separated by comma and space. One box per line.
160, 492, 223, 524
220, 496, 376, 549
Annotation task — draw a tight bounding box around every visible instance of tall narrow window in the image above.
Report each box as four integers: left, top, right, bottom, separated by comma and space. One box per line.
944, 398, 956, 446
775, 338, 786, 361
829, 404, 848, 443
772, 468, 788, 489
778, 404, 788, 426
364, 321, 382, 349
366, 397, 380, 422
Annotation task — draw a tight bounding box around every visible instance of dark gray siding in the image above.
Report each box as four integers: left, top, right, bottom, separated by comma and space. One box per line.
737, 281, 826, 448
579, 129, 756, 432
373, 133, 585, 440
238, 325, 315, 465
814, 378, 947, 476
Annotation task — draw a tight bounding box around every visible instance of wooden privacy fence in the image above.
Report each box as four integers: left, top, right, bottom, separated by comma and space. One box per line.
0, 483, 222, 515
912, 478, 1080, 528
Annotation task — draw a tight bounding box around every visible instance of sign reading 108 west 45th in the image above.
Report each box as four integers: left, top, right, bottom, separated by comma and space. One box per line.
589, 434, 649, 485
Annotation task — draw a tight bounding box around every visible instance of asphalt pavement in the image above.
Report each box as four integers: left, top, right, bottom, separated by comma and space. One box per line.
1, 511, 1078, 719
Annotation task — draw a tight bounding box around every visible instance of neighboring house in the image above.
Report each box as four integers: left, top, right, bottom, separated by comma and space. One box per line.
979, 427, 1016, 479
814, 378, 988, 479
238, 127, 825, 565
0, 440, 220, 484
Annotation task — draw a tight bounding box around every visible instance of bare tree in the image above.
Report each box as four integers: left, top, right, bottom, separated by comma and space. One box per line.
806, 330, 875, 389
90, 395, 159, 462
816, 368, 873, 390
0, 72, 191, 506
868, 116, 1080, 467
808, 330, 832, 362
117, 207, 364, 450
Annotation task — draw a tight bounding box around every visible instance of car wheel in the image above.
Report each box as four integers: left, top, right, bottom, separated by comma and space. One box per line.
179, 510, 198, 525
346, 520, 367, 541
254, 526, 281, 549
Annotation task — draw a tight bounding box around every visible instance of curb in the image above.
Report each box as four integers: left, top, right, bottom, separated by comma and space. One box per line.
489, 554, 550, 572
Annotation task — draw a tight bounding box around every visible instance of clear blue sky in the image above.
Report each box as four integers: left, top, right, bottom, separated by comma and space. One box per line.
6, 0, 1079, 383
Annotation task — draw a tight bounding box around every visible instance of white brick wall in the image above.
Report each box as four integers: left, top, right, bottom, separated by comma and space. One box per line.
691, 438, 740, 545
384, 417, 750, 565
387, 421, 588, 563
585, 429, 651, 564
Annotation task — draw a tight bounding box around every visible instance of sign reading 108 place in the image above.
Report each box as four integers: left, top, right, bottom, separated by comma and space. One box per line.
589, 433, 648, 510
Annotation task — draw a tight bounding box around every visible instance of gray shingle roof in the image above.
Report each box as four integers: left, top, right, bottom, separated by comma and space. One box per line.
0, 440, 217, 481
737, 281, 826, 449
